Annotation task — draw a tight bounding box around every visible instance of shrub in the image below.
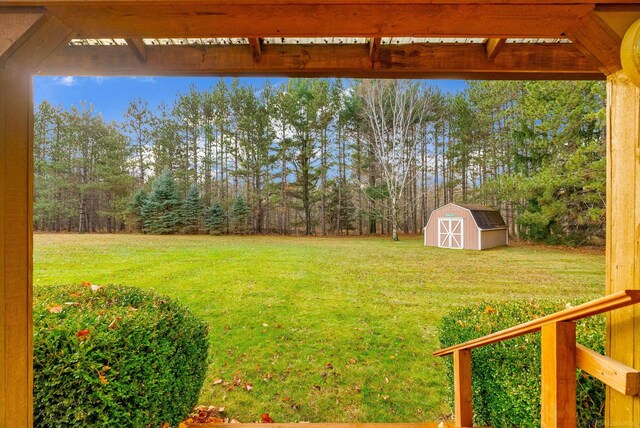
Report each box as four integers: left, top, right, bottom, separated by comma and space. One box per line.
438, 300, 605, 428
33, 284, 209, 427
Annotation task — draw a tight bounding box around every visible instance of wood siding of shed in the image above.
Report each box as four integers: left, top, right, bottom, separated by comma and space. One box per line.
425, 205, 479, 250
479, 229, 508, 250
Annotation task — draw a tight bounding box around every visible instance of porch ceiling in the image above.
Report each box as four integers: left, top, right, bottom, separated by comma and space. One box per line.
2, 1, 640, 79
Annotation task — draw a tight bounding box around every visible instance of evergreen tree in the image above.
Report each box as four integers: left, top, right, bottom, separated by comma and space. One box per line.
127, 189, 147, 232
141, 171, 183, 234
229, 195, 249, 234
205, 202, 226, 235
182, 184, 204, 234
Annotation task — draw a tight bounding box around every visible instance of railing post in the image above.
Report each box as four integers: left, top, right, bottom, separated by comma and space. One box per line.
453, 349, 473, 427
541, 321, 576, 428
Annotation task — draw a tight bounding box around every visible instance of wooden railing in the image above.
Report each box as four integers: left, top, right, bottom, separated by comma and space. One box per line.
433, 290, 640, 428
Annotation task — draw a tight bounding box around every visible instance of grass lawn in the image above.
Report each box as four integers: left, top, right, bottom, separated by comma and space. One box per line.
34, 234, 605, 423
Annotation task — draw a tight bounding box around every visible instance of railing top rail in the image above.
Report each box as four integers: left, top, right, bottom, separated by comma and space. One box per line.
433, 290, 640, 357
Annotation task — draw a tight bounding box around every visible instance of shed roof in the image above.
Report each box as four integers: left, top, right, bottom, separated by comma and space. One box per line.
453, 204, 507, 230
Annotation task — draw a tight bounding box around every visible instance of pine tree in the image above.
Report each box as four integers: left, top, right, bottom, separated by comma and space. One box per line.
230, 195, 249, 234
205, 202, 226, 235
127, 189, 147, 232
182, 184, 204, 234
141, 170, 183, 234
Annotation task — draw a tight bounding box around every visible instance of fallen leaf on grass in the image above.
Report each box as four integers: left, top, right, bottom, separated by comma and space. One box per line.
108, 316, 122, 329
76, 329, 90, 340
484, 305, 496, 315
213, 379, 223, 385
325, 362, 333, 370
91, 284, 102, 292
261, 413, 274, 423
47, 304, 63, 314
99, 374, 108, 385
244, 383, 253, 391
349, 359, 356, 364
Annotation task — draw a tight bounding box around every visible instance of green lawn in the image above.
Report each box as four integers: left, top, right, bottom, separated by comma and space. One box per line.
34, 234, 605, 423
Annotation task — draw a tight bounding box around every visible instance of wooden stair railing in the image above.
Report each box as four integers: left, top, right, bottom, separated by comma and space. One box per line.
433, 290, 640, 428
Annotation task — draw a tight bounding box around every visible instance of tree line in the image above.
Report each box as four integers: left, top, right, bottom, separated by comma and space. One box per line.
34, 78, 606, 245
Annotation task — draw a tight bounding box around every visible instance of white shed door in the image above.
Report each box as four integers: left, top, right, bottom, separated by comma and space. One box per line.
438, 218, 464, 249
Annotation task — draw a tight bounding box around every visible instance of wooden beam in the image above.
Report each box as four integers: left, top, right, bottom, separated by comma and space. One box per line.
576, 344, 640, 396
605, 71, 640, 427
485, 38, 506, 61
541, 321, 577, 427
565, 11, 622, 75
39, 43, 603, 80
43, 4, 594, 38
125, 38, 146, 63
453, 349, 473, 428
248, 38, 261, 62
2, 14, 74, 72
369, 37, 381, 61
0, 7, 45, 60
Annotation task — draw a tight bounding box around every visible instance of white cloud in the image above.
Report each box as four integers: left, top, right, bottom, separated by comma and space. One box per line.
128, 76, 157, 84
53, 76, 77, 87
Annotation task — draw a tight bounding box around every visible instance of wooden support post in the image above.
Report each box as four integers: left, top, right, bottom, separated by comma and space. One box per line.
0, 13, 72, 427
453, 349, 473, 427
0, 64, 34, 428
541, 321, 576, 428
605, 70, 640, 427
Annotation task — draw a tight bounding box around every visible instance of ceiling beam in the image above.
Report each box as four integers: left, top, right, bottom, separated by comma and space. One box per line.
369, 37, 381, 61
565, 11, 622, 74
125, 38, 146, 63
42, 4, 595, 38
248, 38, 262, 62
38, 43, 603, 80
485, 38, 506, 61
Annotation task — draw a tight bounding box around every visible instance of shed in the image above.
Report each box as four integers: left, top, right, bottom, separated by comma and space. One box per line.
423, 203, 507, 250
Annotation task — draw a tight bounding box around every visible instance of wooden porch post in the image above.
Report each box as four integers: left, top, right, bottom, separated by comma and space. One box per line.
0, 13, 72, 426
0, 66, 34, 428
605, 70, 640, 426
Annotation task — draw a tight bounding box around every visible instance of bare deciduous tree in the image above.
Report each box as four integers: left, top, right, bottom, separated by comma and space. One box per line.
359, 80, 433, 241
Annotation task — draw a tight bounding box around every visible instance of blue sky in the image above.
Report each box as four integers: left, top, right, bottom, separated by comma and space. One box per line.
34, 76, 467, 123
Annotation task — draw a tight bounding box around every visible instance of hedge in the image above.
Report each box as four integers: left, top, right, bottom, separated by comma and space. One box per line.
438, 300, 605, 428
34, 284, 209, 427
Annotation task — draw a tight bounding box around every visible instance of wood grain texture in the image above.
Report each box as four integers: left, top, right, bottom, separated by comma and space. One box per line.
541, 322, 576, 427
2, 14, 74, 72
565, 11, 622, 74
576, 344, 640, 396
38, 43, 603, 80
42, 4, 594, 38
453, 349, 473, 427
0, 15, 72, 427
0, 67, 33, 428
0, 7, 44, 61
125, 38, 146, 63
485, 38, 506, 61
605, 70, 640, 428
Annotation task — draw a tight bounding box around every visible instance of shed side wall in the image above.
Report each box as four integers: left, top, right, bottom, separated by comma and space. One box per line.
480, 229, 508, 250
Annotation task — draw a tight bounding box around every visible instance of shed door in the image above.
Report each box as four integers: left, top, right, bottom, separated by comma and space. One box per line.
438, 218, 464, 249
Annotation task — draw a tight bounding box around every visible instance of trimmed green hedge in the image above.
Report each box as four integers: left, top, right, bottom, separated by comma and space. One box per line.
34, 284, 209, 427
438, 300, 605, 427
